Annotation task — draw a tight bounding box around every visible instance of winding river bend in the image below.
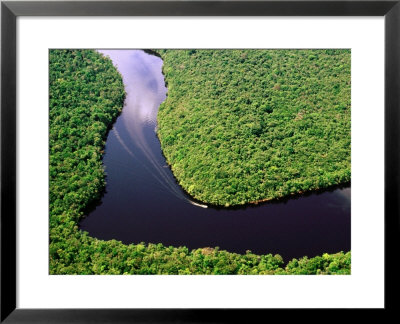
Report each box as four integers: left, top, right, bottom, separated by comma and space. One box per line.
79, 50, 351, 262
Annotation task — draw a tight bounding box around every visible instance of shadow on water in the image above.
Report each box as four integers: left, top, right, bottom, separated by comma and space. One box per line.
79, 49, 351, 262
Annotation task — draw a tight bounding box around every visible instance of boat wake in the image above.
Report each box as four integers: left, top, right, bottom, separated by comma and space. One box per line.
100, 49, 207, 208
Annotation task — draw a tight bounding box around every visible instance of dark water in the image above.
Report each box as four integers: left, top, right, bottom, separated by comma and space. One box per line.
79, 50, 351, 262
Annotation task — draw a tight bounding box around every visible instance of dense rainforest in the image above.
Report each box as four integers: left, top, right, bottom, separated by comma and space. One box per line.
157, 49, 351, 206
49, 49, 350, 274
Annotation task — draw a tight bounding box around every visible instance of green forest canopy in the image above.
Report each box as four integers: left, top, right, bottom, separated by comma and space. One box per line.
49, 49, 350, 275
157, 49, 351, 206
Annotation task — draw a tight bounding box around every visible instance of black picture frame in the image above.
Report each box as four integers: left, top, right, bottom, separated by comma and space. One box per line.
1, 0, 399, 321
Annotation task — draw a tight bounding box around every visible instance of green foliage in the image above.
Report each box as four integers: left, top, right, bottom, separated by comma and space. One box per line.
49, 49, 350, 275
285, 251, 351, 275
157, 49, 351, 206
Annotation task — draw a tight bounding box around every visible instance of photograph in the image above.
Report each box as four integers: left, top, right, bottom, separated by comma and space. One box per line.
49, 49, 351, 275
3, 0, 397, 319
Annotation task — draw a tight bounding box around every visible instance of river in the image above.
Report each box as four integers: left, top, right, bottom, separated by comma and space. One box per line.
79, 49, 351, 262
